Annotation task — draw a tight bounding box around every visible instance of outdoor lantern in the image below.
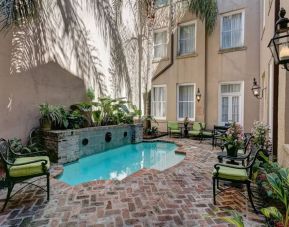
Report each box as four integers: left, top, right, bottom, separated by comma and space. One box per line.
251, 78, 264, 99
268, 8, 289, 71
196, 88, 202, 102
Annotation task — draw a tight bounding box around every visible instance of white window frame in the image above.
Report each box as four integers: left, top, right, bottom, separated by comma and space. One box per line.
177, 20, 197, 56
151, 85, 167, 120
220, 9, 245, 50
218, 81, 244, 126
153, 28, 168, 60
177, 83, 196, 121
262, 0, 266, 29
155, 0, 169, 8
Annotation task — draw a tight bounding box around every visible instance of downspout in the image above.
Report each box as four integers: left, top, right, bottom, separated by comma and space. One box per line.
152, 34, 174, 81
273, 0, 280, 159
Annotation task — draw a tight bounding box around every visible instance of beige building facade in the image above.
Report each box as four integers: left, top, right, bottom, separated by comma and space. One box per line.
259, 0, 289, 167
151, 0, 260, 132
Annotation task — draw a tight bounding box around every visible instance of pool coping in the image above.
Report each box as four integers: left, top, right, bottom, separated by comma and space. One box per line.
51, 139, 188, 187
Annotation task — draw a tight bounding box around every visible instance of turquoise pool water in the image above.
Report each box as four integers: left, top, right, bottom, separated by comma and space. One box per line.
58, 142, 184, 186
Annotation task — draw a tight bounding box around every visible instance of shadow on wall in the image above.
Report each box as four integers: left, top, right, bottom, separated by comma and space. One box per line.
0, 62, 86, 141
0, 0, 134, 140
9, 0, 132, 99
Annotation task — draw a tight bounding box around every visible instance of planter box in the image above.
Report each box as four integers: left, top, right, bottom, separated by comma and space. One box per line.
43, 124, 143, 164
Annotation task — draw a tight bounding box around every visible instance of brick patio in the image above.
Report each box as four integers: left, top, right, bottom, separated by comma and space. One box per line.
0, 137, 265, 226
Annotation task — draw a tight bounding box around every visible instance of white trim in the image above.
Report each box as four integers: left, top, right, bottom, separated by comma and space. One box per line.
153, 28, 169, 60
218, 81, 244, 126
262, 0, 266, 29
176, 83, 196, 121
268, 60, 274, 138
177, 20, 197, 56
220, 9, 245, 50
151, 84, 167, 120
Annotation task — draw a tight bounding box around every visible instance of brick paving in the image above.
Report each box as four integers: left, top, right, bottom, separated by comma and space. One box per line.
0, 137, 265, 226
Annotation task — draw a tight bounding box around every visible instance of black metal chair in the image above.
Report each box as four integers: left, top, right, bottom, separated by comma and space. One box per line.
212, 148, 263, 213
212, 125, 229, 148
0, 139, 50, 212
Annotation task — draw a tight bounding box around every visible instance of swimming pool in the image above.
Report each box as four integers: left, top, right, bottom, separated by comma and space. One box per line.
58, 142, 184, 185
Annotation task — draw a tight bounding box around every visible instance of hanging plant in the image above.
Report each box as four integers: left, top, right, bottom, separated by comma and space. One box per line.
0, 0, 39, 30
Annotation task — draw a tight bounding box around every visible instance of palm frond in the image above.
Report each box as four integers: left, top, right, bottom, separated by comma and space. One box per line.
188, 0, 218, 34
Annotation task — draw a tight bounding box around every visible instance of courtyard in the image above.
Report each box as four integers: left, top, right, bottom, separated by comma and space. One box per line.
0, 138, 264, 226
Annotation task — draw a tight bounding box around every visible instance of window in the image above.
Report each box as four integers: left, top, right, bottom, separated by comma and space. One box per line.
178, 22, 196, 55
221, 11, 244, 49
177, 84, 195, 120
153, 30, 167, 59
219, 83, 243, 125
155, 0, 168, 8
152, 86, 166, 119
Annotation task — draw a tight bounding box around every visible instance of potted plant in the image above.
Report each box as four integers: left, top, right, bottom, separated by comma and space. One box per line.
39, 103, 62, 131
223, 122, 244, 157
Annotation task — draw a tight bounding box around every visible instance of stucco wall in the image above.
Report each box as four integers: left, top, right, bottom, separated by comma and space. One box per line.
0, 0, 141, 141
277, 0, 289, 167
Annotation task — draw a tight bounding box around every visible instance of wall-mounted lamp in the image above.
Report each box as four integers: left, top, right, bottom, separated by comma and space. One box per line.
251, 78, 266, 99
268, 8, 289, 71
196, 88, 202, 102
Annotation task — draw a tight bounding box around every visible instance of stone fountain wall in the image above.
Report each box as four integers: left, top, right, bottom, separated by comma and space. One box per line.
43, 124, 143, 164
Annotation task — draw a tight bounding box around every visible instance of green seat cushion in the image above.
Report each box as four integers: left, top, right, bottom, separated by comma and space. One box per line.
213, 166, 248, 181
171, 129, 181, 134
189, 130, 201, 136
192, 122, 202, 131
203, 131, 213, 137
168, 122, 179, 130
9, 156, 50, 177
238, 149, 245, 155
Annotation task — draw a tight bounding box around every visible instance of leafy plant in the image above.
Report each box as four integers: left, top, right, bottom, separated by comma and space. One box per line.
222, 211, 244, 227
251, 121, 272, 150
8, 138, 39, 154
71, 102, 93, 127
223, 122, 244, 153
86, 88, 95, 101
259, 161, 289, 227
39, 104, 69, 130
67, 110, 85, 129
188, 0, 218, 34
142, 115, 158, 133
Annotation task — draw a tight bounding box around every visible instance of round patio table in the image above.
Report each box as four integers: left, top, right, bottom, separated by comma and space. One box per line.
216, 151, 246, 165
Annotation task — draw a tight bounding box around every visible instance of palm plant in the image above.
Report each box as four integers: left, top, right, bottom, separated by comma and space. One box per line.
188, 0, 218, 34
0, 0, 39, 30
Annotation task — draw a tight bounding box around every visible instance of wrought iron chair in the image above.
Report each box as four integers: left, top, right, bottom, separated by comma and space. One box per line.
188, 122, 204, 141
212, 148, 264, 213
0, 139, 50, 212
167, 121, 182, 138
